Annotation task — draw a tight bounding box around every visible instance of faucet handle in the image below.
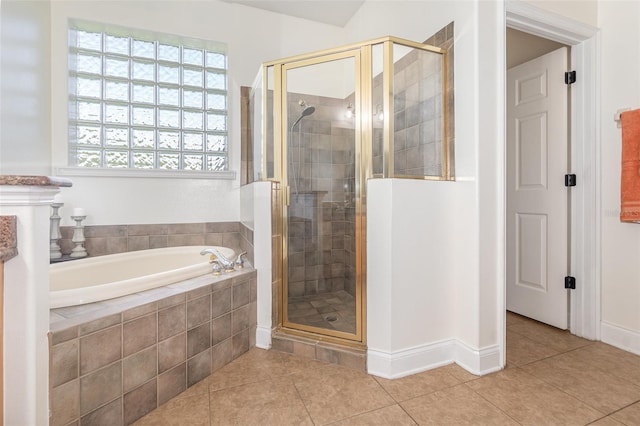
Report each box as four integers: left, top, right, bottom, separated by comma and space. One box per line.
235, 251, 247, 269
210, 260, 222, 276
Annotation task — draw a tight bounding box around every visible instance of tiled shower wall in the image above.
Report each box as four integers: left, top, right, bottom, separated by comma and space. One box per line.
372, 22, 455, 177
426, 22, 455, 175
286, 93, 357, 299
240, 86, 254, 185
58, 221, 254, 264
250, 24, 454, 306
270, 179, 366, 370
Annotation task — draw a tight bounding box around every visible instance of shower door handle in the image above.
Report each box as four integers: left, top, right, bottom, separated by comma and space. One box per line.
285, 186, 291, 207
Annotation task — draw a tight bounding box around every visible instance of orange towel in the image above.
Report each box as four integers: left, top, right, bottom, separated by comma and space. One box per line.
620, 109, 640, 222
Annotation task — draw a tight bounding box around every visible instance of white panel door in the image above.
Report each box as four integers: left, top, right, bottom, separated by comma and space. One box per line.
507, 47, 569, 329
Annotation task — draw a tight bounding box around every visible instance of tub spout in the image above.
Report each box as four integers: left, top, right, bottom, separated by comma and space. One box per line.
200, 248, 235, 272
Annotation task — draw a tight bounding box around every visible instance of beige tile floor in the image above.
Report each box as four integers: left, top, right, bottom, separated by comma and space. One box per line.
133, 312, 640, 425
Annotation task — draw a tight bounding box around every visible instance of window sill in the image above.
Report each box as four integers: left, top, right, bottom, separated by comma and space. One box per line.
55, 167, 236, 180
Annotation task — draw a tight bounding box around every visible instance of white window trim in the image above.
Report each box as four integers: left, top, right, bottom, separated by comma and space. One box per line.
56, 167, 236, 180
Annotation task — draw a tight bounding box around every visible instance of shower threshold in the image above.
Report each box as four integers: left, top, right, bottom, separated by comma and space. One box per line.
271, 328, 367, 372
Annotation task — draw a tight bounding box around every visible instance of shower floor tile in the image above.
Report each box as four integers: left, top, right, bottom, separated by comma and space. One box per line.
287, 290, 356, 334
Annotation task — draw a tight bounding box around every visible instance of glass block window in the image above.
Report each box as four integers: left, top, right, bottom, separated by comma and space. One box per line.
68, 21, 228, 171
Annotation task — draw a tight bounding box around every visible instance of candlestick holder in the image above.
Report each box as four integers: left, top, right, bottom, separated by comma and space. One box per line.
70, 215, 87, 258
49, 202, 64, 260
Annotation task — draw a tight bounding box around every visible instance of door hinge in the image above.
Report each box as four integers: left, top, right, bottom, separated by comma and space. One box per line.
565, 276, 576, 290
565, 71, 577, 85
565, 174, 577, 187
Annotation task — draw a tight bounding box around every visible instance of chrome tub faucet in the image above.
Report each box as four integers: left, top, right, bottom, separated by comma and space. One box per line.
200, 248, 235, 273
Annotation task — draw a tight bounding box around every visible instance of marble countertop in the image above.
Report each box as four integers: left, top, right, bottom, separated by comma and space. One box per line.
0, 216, 17, 262
0, 175, 72, 187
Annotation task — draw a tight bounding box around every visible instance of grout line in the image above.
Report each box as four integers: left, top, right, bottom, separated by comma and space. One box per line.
291, 380, 317, 425
398, 403, 421, 426
371, 375, 400, 403
463, 381, 524, 425
594, 398, 640, 423
323, 402, 403, 425
585, 414, 618, 425
512, 366, 610, 420
370, 375, 421, 422
207, 372, 213, 426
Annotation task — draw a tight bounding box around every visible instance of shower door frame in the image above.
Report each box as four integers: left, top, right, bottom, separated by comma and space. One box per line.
276, 47, 370, 345
263, 36, 447, 347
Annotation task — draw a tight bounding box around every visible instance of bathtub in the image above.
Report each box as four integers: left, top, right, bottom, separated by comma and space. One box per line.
50, 245, 235, 308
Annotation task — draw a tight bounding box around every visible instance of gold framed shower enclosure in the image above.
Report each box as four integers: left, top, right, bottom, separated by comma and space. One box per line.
259, 36, 449, 345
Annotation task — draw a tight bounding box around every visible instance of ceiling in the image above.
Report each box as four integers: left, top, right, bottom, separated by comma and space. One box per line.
221, 0, 365, 27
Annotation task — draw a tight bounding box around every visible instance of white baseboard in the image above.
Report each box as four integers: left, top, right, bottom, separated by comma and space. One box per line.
255, 325, 272, 349
454, 340, 502, 375
368, 339, 454, 379
600, 321, 640, 356
367, 339, 503, 379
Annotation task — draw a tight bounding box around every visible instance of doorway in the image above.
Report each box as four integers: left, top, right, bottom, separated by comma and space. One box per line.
504, 2, 601, 353
506, 28, 571, 329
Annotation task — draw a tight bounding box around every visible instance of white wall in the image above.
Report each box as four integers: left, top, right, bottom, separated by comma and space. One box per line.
286, 58, 356, 100
0, 0, 52, 175
358, 0, 640, 373
49, 0, 346, 225
597, 0, 640, 353
476, 0, 505, 358
526, 0, 598, 27
1, 186, 62, 425
366, 180, 467, 347
349, 1, 503, 375
245, 181, 273, 349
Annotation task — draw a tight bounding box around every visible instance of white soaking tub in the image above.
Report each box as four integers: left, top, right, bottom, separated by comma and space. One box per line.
50, 246, 234, 308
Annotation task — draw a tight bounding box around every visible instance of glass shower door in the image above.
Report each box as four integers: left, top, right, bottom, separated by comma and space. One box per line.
281, 50, 363, 342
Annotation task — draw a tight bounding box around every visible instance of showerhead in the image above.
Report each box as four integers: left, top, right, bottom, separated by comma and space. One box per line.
290, 105, 316, 129
301, 105, 316, 117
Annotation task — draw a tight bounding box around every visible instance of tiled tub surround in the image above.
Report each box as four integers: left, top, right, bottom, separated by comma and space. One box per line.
49, 268, 257, 426
57, 221, 253, 264
238, 222, 254, 266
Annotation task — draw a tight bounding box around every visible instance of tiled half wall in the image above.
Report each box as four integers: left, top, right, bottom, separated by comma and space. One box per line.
58, 221, 254, 264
